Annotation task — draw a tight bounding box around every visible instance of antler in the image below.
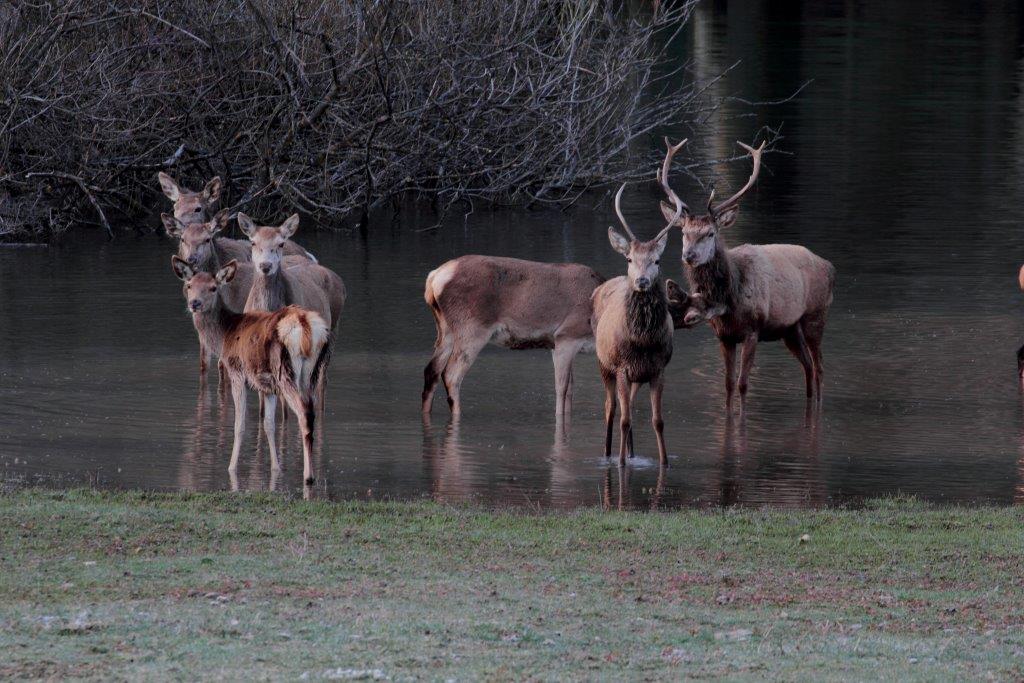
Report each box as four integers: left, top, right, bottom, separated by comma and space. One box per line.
709, 140, 766, 217
659, 137, 691, 217
613, 183, 637, 241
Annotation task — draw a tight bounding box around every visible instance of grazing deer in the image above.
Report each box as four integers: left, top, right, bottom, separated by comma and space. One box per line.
422, 255, 605, 419
172, 257, 331, 484
591, 184, 684, 466
237, 213, 346, 329
158, 172, 316, 261
658, 138, 835, 405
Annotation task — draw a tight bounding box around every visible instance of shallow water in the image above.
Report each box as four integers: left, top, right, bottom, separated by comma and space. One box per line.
4, 1, 1024, 508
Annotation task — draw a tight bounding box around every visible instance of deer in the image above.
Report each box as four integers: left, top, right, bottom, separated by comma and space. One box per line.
157, 172, 316, 262
171, 257, 331, 485
237, 213, 346, 330
657, 138, 836, 406
591, 183, 684, 466
421, 255, 606, 420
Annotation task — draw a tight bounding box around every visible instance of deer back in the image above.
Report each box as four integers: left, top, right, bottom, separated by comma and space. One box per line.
428, 255, 603, 346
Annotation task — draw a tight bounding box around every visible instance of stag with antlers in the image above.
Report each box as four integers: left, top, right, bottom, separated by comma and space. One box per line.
591, 182, 685, 466
658, 139, 835, 406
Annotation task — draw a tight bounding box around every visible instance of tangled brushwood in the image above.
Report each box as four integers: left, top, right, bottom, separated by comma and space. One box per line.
0, 0, 720, 240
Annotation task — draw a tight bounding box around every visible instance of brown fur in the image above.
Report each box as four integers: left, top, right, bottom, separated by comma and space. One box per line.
172, 257, 331, 484
241, 219, 345, 329
683, 223, 835, 402
657, 139, 834, 404
421, 255, 605, 419
591, 221, 675, 467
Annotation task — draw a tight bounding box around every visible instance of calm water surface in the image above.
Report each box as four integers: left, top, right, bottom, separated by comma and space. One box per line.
4, 1, 1024, 508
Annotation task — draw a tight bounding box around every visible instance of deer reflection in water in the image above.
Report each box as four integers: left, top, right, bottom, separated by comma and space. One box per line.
715, 404, 824, 508
179, 381, 321, 494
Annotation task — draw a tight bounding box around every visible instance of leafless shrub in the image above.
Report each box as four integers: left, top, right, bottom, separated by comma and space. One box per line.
0, 0, 749, 239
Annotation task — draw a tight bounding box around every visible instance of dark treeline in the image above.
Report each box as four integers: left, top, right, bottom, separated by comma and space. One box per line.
0, 0, 723, 240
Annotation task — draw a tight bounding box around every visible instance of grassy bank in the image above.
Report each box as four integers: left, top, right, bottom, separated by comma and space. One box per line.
1, 490, 1022, 680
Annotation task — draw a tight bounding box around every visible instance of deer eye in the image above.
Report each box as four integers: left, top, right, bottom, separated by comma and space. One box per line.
655, 260, 660, 265
210, 287, 217, 292
194, 207, 202, 213
626, 258, 632, 263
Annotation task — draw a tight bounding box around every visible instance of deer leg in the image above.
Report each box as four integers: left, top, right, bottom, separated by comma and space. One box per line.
737, 335, 758, 402
784, 326, 815, 398
228, 376, 247, 474
422, 333, 454, 414
442, 333, 488, 418
552, 341, 579, 420
281, 389, 316, 485
601, 369, 617, 458
262, 393, 281, 471
802, 315, 826, 400
616, 372, 633, 466
721, 341, 737, 406
199, 341, 209, 377
650, 376, 668, 466
628, 383, 640, 457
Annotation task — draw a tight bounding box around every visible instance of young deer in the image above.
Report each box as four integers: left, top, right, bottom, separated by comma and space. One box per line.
591, 184, 684, 466
172, 257, 331, 484
238, 213, 346, 329
158, 172, 316, 262
163, 211, 255, 378
422, 255, 605, 419
658, 139, 835, 405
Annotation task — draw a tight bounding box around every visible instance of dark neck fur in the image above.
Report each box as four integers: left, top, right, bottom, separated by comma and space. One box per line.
686, 236, 736, 307
626, 284, 668, 342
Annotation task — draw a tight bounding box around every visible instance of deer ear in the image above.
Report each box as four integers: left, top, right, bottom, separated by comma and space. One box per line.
665, 278, 686, 303
216, 260, 238, 284
171, 255, 194, 281
714, 206, 739, 229
158, 173, 180, 201
210, 209, 231, 234
653, 230, 670, 257
161, 213, 183, 238
237, 212, 257, 238
607, 227, 631, 257
659, 201, 682, 225
279, 214, 299, 239
203, 176, 222, 203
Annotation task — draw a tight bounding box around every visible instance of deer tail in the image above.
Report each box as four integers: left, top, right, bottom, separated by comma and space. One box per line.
277, 307, 331, 398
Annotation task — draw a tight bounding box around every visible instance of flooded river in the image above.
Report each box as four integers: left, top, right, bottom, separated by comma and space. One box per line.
4, 1, 1024, 508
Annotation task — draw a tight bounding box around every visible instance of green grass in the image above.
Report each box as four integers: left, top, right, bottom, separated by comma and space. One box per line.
2, 489, 1023, 680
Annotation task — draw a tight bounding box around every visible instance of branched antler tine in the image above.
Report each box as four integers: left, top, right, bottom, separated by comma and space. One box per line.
659, 137, 690, 216
613, 183, 637, 241
710, 140, 766, 214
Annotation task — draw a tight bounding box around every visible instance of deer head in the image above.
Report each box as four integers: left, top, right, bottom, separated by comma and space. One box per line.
162, 210, 231, 268
657, 139, 765, 267
158, 173, 222, 225
172, 256, 237, 313
607, 182, 683, 292
238, 213, 299, 276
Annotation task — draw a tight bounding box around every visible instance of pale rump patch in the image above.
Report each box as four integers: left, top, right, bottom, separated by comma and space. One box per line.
276, 310, 330, 392
427, 261, 459, 301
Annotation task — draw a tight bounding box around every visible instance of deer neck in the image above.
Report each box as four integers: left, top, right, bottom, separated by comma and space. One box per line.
192, 297, 242, 356
625, 282, 668, 343
247, 268, 289, 312
687, 236, 737, 308
194, 242, 226, 275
